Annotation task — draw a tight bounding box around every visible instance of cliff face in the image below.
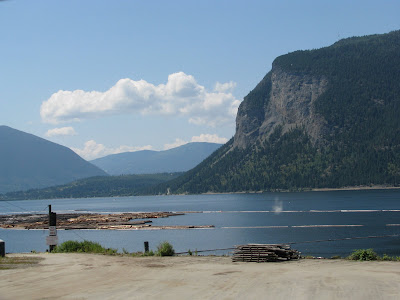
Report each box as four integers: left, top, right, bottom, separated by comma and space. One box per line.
233, 66, 328, 149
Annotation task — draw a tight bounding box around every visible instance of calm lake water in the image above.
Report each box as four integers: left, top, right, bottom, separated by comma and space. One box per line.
1, 190, 400, 257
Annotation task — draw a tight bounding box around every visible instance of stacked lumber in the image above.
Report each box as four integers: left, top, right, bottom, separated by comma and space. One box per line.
232, 244, 300, 262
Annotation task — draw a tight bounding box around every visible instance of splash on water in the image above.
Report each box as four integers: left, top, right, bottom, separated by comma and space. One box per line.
273, 198, 283, 215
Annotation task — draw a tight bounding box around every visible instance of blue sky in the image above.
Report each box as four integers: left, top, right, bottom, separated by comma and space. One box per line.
1, 0, 399, 160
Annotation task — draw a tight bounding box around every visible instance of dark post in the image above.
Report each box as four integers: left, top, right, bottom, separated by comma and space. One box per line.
48, 205, 57, 252
0, 239, 5, 257
144, 241, 149, 253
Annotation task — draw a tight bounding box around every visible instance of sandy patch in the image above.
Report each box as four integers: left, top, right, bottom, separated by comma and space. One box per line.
0, 253, 399, 299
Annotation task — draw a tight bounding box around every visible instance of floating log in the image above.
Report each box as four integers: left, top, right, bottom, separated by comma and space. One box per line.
0, 212, 182, 230
0, 212, 214, 230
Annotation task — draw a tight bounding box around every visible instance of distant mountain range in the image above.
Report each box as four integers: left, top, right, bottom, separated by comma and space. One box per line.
0, 126, 107, 194
91, 142, 222, 175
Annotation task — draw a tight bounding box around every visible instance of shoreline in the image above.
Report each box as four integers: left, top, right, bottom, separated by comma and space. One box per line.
1, 185, 399, 202
201, 185, 400, 195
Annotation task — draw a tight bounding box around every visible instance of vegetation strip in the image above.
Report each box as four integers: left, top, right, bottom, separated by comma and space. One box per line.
53, 240, 175, 257
0, 256, 44, 270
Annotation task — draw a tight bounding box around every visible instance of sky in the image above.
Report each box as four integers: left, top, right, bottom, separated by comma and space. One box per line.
0, 0, 399, 160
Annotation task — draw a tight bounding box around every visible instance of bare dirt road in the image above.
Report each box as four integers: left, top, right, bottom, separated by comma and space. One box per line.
1, 253, 399, 299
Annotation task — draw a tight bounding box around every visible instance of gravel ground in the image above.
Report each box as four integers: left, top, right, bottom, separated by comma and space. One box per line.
0, 253, 399, 300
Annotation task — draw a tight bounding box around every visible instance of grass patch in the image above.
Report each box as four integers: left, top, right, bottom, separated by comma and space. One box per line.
0, 256, 44, 270
380, 254, 400, 261
53, 240, 177, 257
347, 249, 400, 261
128, 250, 156, 257
53, 240, 117, 255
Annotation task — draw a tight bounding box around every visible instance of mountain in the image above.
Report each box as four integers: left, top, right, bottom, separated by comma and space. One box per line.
150, 30, 400, 194
90, 142, 222, 175
0, 126, 107, 194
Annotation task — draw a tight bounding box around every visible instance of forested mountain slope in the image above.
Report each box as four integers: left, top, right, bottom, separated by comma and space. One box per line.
0, 173, 182, 200
151, 30, 400, 194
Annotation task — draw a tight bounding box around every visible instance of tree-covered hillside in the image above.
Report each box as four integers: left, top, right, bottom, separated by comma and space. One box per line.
149, 30, 400, 194
0, 173, 183, 200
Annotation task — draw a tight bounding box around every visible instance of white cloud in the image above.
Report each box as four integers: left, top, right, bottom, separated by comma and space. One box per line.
163, 138, 187, 150
190, 133, 228, 144
71, 140, 153, 160
163, 134, 228, 150
45, 126, 77, 137
73, 133, 229, 159
214, 81, 237, 93
40, 72, 240, 127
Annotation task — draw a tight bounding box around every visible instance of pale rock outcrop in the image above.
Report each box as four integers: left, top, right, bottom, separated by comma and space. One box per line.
233, 66, 328, 149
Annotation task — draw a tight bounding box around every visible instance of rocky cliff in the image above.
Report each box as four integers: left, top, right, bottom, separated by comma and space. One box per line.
234, 66, 328, 149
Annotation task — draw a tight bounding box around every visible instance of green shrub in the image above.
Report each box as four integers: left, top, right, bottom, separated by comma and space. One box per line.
382, 254, 391, 261
348, 249, 378, 261
156, 241, 175, 256
143, 250, 155, 256
53, 240, 117, 255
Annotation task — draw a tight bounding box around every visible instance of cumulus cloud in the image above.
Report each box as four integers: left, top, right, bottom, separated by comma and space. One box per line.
40, 72, 240, 127
72, 133, 229, 159
163, 138, 187, 150
214, 81, 237, 93
71, 140, 153, 160
45, 126, 77, 137
191, 133, 229, 144
163, 134, 228, 150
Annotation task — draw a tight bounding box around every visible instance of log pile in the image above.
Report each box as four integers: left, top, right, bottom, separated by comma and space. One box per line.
232, 244, 300, 262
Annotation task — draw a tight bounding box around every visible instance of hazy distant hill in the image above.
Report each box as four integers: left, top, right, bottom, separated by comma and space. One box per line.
0, 126, 107, 194
150, 30, 400, 194
91, 142, 222, 175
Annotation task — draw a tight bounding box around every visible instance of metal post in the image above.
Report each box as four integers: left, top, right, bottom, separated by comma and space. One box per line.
0, 239, 5, 257
144, 241, 149, 253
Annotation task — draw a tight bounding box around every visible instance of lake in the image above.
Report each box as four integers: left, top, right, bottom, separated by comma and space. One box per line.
1, 189, 400, 257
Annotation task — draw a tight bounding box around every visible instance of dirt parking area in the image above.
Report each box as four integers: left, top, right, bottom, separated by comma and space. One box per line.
0, 253, 399, 299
